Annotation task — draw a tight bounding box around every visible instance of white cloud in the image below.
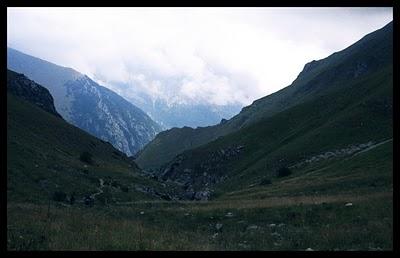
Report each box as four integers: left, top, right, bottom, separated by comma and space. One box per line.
7, 7, 393, 106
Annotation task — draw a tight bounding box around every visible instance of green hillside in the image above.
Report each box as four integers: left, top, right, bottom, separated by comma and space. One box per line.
7, 76, 180, 205
158, 62, 392, 195
136, 21, 393, 170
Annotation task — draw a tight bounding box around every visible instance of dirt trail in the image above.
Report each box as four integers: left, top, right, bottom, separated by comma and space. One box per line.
352, 138, 393, 157
285, 138, 393, 179
90, 178, 104, 199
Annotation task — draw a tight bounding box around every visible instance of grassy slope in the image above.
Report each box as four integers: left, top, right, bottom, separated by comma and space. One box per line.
7, 93, 176, 204
136, 22, 393, 170
161, 63, 392, 193
8, 84, 393, 250
8, 142, 392, 250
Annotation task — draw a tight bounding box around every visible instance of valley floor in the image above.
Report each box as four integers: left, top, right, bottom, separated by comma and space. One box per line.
7, 140, 393, 251
7, 190, 392, 251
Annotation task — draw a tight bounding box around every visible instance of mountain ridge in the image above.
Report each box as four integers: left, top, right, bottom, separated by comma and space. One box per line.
135, 21, 393, 170
7, 47, 162, 156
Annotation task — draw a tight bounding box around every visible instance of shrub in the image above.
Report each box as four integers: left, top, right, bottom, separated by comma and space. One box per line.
52, 191, 67, 202
260, 178, 272, 185
69, 193, 76, 205
79, 151, 93, 164
276, 167, 292, 178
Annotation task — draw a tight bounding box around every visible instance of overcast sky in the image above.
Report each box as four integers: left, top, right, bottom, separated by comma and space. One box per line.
7, 7, 393, 106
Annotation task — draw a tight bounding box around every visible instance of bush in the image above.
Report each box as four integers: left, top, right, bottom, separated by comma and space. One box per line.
69, 193, 76, 205
260, 178, 272, 185
53, 191, 67, 202
79, 151, 93, 164
276, 167, 292, 178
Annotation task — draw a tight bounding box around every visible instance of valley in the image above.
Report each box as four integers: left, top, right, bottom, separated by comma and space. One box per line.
7, 20, 393, 251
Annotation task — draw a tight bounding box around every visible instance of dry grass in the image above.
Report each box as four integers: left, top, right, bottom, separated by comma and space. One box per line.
186, 191, 392, 211
7, 191, 393, 250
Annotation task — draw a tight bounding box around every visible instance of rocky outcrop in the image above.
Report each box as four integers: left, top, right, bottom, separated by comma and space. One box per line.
133, 184, 177, 201
7, 69, 62, 118
155, 145, 245, 201
289, 140, 387, 169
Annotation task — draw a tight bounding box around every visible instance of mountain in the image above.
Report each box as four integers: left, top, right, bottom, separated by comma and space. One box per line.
135, 21, 393, 171
136, 21, 392, 197
7, 22, 393, 252
105, 81, 243, 129
143, 100, 242, 130
7, 67, 393, 251
7, 70, 181, 204
7, 48, 162, 156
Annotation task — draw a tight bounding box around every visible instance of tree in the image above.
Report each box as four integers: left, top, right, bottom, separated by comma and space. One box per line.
260, 178, 272, 185
69, 192, 76, 205
276, 167, 292, 178
52, 191, 67, 202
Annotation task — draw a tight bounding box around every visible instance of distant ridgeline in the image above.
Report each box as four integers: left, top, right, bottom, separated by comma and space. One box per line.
7, 48, 162, 156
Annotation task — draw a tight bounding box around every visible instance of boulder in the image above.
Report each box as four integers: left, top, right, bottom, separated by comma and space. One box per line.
194, 190, 210, 201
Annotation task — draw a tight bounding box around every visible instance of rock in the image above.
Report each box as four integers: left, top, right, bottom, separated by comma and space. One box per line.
160, 193, 172, 201
345, 202, 353, 207
162, 168, 172, 179
238, 243, 250, 249
183, 168, 192, 173
278, 223, 285, 227
369, 247, 383, 251
194, 190, 210, 201
140, 211, 145, 215
270, 232, 281, 237
305, 248, 314, 251
246, 225, 259, 230
268, 223, 276, 227
215, 223, 223, 231
184, 191, 195, 200
84, 196, 94, 206
184, 213, 190, 216
225, 212, 234, 217
236, 145, 244, 151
